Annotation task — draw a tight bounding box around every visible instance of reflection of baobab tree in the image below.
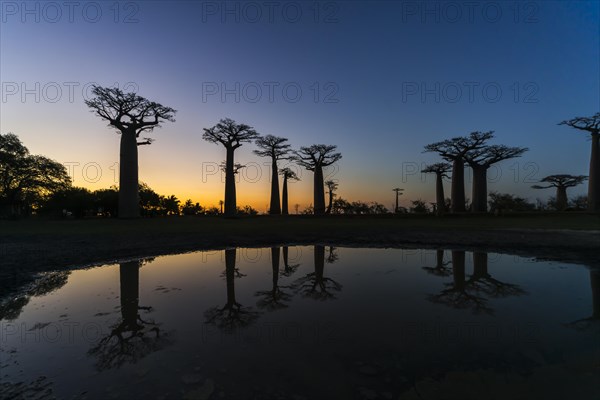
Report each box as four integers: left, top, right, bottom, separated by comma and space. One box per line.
466, 252, 526, 298
566, 269, 600, 331
280, 246, 300, 277
428, 251, 492, 314
204, 249, 260, 331
88, 259, 169, 370
255, 247, 292, 311
326, 246, 339, 264
293, 245, 342, 301
0, 271, 70, 321
422, 249, 452, 277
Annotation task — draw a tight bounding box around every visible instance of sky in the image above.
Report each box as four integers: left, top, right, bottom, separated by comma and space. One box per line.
1, 0, 598, 211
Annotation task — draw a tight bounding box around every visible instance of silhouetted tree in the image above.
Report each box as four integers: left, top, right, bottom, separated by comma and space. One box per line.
254, 135, 291, 214
464, 144, 528, 212
532, 174, 588, 211
293, 245, 342, 300
392, 188, 404, 214
422, 250, 452, 277
204, 249, 260, 331
279, 167, 299, 215
466, 252, 526, 298
203, 118, 259, 216
181, 199, 204, 215
0, 133, 71, 216
488, 192, 535, 213
424, 131, 493, 212
559, 113, 600, 212
292, 145, 342, 215
325, 180, 338, 214
428, 251, 492, 314
255, 247, 292, 311
410, 199, 429, 213
281, 246, 301, 277
88, 259, 169, 370
161, 195, 180, 215
85, 86, 176, 218
41, 187, 95, 218
421, 163, 451, 215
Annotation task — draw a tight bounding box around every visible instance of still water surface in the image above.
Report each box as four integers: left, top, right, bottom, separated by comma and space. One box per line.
1, 246, 598, 399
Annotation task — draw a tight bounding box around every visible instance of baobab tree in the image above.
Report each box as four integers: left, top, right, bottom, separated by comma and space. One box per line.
392, 188, 404, 213
279, 167, 299, 215
325, 180, 338, 214
203, 118, 259, 216
559, 113, 600, 212
424, 131, 493, 212
85, 86, 176, 218
255, 247, 292, 311
532, 174, 588, 211
254, 135, 291, 214
421, 163, 451, 215
464, 144, 528, 212
292, 144, 342, 215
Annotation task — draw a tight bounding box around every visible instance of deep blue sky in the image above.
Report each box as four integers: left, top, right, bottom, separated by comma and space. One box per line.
1, 1, 598, 210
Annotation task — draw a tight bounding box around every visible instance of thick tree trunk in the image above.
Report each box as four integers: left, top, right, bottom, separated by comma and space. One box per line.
556, 186, 568, 211
435, 173, 446, 215
119, 132, 140, 218
314, 245, 325, 280
224, 147, 237, 216
590, 270, 599, 319
589, 133, 599, 212
269, 159, 281, 214
281, 176, 289, 215
119, 261, 140, 327
225, 248, 237, 305
313, 166, 326, 215
471, 165, 488, 212
450, 158, 466, 213
472, 252, 488, 279
271, 247, 280, 289
452, 251, 466, 291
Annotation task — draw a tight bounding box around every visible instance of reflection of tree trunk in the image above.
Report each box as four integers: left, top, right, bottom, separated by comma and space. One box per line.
271, 247, 280, 292
281, 176, 289, 215
315, 245, 325, 281
591, 270, 600, 319
120, 261, 141, 329
589, 133, 599, 212
225, 147, 236, 216
435, 173, 446, 214
269, 159, 281, 214
436, 250, 444, 269
314, 166, 325, 215
451, 159, 466, 213
471, 165, 488, 212
452, 251, 466, 290
119, 131, 139, 218
472, 252, 488, 278
225, 249, 237, 305
556, 186, 568, 211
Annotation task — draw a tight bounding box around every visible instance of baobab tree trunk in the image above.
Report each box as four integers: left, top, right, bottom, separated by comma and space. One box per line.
556, 186, 568, 211
452, 251, 466, 291
225, 248, 237, 305
269, 159, 281, 214
450, 158, 466, 213
471, 165, 488, 213
589, 133, 599, 212
224, 147, 237, 216
271, 247, 280, 288
119, 260, 140, 327
281, 176, 289, 215
119, 131, 140, 218
314, 166, 326, 215
314, 245, 325, 280
435, 172, 446, 215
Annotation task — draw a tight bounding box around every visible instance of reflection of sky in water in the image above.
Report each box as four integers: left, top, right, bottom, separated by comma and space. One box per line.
1, 247, 598, 399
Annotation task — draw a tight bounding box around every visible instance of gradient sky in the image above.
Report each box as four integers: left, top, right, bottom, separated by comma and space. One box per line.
1, 1, 598, 211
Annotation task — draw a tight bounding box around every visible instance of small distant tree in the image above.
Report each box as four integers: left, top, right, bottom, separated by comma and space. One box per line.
532, 175, 588, 211
161, 195, 180, 215
85, 86, 176, 218
410, 199, 429, 214
421, 163, 451, 215
488, 192, 535, 213
181, 199, 204, 215
292, 145, 342, 215
392, 188, 404, 214
571, 195, 588, 211
559, 113, 600, 212
325, 180, 338, 214
254, 135, 291, 214
203, 118, 259, 216
279, 167, 299, 215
